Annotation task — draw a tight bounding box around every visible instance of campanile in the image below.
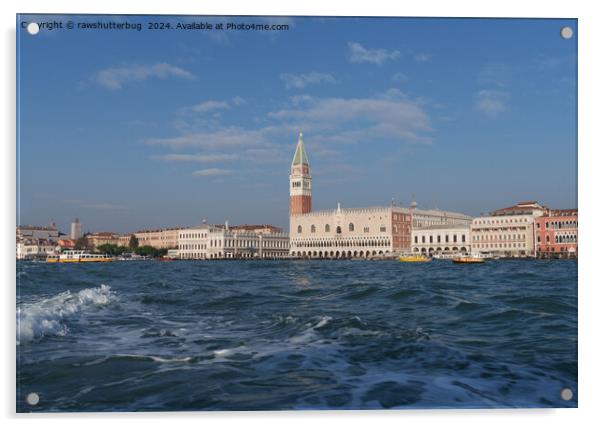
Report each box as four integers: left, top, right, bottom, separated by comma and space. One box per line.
289, 131, 312, 216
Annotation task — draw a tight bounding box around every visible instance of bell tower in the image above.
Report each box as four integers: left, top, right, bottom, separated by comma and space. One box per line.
289, 131, 312, 216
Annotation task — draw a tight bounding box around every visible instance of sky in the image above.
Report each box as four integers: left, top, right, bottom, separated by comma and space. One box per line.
17, 15, 577, 233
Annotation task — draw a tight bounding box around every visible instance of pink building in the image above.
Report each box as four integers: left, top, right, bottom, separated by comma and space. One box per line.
535, 209, 578, 259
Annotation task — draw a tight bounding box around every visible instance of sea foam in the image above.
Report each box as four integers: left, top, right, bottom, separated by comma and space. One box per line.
17, 284, 114, 345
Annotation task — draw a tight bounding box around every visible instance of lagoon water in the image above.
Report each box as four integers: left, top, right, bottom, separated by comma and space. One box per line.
16, 259, 577, 411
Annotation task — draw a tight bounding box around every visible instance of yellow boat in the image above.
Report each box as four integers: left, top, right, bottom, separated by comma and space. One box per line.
398, 254, 431, 263
452, 255, 485, 264
46, 250, 113, 263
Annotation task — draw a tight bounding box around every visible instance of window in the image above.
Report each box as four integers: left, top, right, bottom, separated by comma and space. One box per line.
311, 225, 316, 233
325, 224, 330, 232
380, 225, 386, 232
297, 225, 302, 234
414, 236, 418, 244
336, 226, 342, 234
421, 236, 425, 243
349, 223, 354, 232
364, 226, 370, 233
462, 234, 466, 243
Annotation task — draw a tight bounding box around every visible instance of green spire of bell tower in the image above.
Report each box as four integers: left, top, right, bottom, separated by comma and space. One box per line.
291, 130, 309, 166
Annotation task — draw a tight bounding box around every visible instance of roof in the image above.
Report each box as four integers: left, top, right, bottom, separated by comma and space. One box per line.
291, 131, 309, 166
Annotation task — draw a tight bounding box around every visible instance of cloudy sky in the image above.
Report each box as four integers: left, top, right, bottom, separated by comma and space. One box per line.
17, 16, 577, 233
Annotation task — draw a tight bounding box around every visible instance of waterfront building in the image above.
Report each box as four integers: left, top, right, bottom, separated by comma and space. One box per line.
471, 201, 548, 257
411, 224, 471, 256
16, 238, 58, 260
16, 221, 59, 242
118, 234, 132, 247
85, 232, 121, 248
134, 227, 181, 249
178, 223, 289, 260
535, 209, 578, 258
70, 218, 82, 240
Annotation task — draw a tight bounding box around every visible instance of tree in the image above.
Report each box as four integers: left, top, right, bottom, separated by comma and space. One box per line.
74, 236, 91, 250
129, 234, 139, 249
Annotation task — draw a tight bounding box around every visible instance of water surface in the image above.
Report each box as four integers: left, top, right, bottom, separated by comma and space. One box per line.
16, 259, 577, 411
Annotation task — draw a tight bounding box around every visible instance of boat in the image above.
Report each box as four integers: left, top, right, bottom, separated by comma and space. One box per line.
46, 250, 113, 263
398, 254, 431, 263
452, 255, 485, 264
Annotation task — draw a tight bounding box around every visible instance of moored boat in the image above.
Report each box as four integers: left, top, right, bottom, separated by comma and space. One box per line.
452, 255, 485, 264
398, 254, 431, 263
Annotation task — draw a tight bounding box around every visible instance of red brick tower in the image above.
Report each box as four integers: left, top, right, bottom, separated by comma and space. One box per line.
289, 131, 312, 216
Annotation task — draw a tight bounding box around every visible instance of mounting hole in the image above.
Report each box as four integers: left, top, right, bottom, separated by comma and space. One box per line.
26, 22, 40, 35
560, 26, 573, 40
26, 392, 40, 406
560, 388, 573, 401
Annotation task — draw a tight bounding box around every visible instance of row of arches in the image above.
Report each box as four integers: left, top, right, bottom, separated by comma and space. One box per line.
292, 238, 391, 248
291, 250, 389, 259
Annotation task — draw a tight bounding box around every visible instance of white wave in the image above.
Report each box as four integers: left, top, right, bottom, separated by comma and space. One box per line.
290, 316, 332, 344
17, 284, 115, 345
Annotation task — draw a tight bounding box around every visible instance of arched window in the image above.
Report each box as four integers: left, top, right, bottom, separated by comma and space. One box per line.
311, 225, 316, 233
297, 225, 302, 234
349, 223, 354, 232
325, 224, 330, 232
336, 226, 342, 234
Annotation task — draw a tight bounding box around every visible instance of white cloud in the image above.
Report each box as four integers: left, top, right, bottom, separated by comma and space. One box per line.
153, 153, 238, 163
192, 168, 233, 177
348, 42, 400, 65
280, 72, 336, 89
145, 127, 272, 149
268, 91, 432, 144
190, 97, 246, 113
191, 100, 230, 113
414, 53, 432, 62
92, 62, 197, 90
475, 90, 509, 117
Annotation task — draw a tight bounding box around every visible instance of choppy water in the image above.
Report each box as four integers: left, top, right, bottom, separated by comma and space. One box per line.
16, 259, 577, 411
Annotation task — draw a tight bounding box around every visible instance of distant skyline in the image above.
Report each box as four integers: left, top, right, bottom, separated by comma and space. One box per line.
17, 15, 577, 233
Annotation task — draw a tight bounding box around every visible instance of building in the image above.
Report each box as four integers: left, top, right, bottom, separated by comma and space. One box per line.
288, 132, 413, 258
411, 204, 473, 228
58, 239, 76, 249
134, 228, 181, 249
412, 224, 471, 256
85, 232, 121, 248
17, 221, 59, 242
118, 234, 132, 247
228, 224, 283, 234
535, 209, 578, 258
70, 218, 82, 240
471, 201, 548, 257
178, 223, 289, 260
16, 238, 58, 260
290, 203, 413, 258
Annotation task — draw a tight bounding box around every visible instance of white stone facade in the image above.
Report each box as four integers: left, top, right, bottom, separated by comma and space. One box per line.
289, 205, 412, 258
178, 225, 289, 260
471, 214, 540, 257
16, 239, 58, 259
411, 225, 471, 255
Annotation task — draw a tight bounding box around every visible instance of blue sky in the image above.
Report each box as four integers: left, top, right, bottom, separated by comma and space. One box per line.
17, 15, 577, 233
